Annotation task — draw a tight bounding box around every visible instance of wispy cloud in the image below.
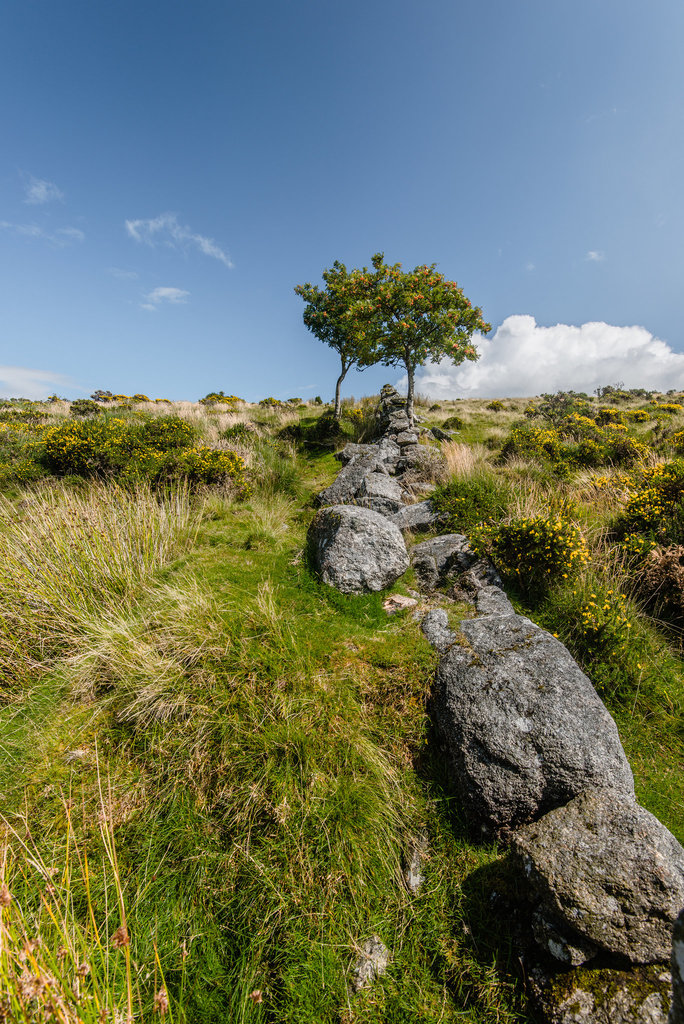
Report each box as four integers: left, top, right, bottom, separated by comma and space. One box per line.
0, 221, 84, 246
406, 315, 684, 398
0, 365, 73, 400
24, 176, 64, 205
108, 267, 139, 280
141, 286, 190, 311
586, 250, 606, 262
125, 212, 233, 268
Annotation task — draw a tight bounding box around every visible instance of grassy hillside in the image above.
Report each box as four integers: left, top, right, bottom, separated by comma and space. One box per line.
0, 388, 682, 1022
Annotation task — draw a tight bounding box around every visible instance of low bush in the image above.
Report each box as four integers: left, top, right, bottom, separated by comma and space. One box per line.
69, 398, 103, 416
472, 510, 589, 601
41, 415, 249, 492
431, 471, 511, 533
441, 415, 464, 430
612, 460, 684, 546
486, 400, 504, 412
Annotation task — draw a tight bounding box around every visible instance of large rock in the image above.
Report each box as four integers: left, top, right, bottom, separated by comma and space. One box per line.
432, 612, 634, 834
512, 790, 684, 965
315, 453, 382, 507
530, 963, 671, 1024
307, 505, 409, 593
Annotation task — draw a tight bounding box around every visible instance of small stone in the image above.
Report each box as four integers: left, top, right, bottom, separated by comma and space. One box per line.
350, 935, 390, 991
420, 608, 457, 653
383, 594, 418, 615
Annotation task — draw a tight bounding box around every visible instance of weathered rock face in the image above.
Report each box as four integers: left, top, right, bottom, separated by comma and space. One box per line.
356, 472, 404, 515
315, 453, 383, 507
307, 505, 409, 593
389, 500, 440, 533
432, 613, 634, 834
671, 908, 684, 1022
530, 963, 671, 1024
411, 533, 475, 589
512, 790, 684, 965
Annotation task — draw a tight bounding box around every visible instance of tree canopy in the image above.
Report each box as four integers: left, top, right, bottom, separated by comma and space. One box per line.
366, 252, 490, 423
294, 260, 380, 419
296, 253, 489, 423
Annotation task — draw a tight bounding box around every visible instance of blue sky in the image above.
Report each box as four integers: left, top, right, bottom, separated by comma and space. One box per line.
2, 0, 684, 400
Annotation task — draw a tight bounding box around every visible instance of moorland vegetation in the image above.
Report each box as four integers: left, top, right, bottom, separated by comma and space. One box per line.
0, 385, 682, 1021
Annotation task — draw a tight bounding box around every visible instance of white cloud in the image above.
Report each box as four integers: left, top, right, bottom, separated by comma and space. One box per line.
125, 212, 233, 268
407, 315, 684, 398
0, 366, 72, 400
0, 221, 84, 246
586, 250, 605, 262
24, 176, 64, 205
141, 286, 189, 310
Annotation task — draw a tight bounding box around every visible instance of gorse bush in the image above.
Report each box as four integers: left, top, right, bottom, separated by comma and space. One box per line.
40, 415, 249, 492
612, 460, 684, 546
69, 398, 103, 416
472, 510, 589, 601
502, 423, 649, 473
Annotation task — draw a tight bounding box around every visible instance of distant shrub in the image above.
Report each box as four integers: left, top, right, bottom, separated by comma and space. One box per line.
473, 512, 589, 601
486, 400, 504, 412
429, 403, 441, 411
313, 396, 323, 405
441, 415, 463, 431
69, 399, 103, 417
131, 393, 151, 402
651, 402, 683, 415
90, 390, 114, 402
200, 391, 243, 406
136, 417, 197, 451
221, 422, 257, 443
502, 423, 649, 472
432, 473, 511, 533
259, 397, 283, 408
41, 415, 246, 492
626, 408, 650, 423
596, 407, 624, 426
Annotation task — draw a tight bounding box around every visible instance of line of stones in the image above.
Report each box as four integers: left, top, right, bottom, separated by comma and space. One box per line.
306, 386, 684, 1022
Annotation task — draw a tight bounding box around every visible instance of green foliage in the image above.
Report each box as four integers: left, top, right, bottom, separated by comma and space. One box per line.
441, 414, 463, 430
199, 391, 243, 405
596, 406, 624, 425
626, 408, 651, 422
259, 396, 284, 408
502, 423, 650, 473
69, 398, 104, 416
472, 511, 589, 601
612, 460, 684, 546
431, 472, 511, 533
486, 399, 504, 411
40, 415, 249, 492
525, 391, 592, 425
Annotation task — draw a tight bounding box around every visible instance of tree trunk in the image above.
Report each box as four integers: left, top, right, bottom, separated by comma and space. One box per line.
334, 362, 349, 421
405, 361, 415, 427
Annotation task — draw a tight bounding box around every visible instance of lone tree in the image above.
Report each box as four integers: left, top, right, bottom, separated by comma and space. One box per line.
294, 260, 380, 420
368, 253, 490, 425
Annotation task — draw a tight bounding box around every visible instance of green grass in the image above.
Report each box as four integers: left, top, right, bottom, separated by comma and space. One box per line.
2, 389, 683, 1022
